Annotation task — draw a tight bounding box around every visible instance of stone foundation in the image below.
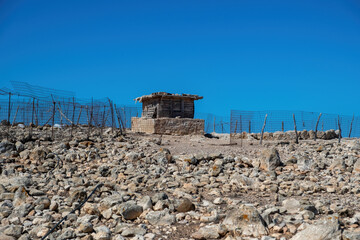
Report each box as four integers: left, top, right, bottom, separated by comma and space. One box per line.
231, 129, 340, 141
131, 117, 204, 135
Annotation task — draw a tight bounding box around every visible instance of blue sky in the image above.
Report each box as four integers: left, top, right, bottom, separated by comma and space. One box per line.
1, 0, 360, 117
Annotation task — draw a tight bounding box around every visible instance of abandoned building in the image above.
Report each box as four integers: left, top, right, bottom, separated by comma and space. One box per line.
131, 92, 205, 135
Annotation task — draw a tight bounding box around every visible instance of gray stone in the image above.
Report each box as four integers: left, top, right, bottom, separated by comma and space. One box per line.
282, 198, 301, 214
15, 141, 25, 152
94, 225, 111, 240
191, 225, 220, 239
35, 197, 51, 209
58, 228, 75, 240
342, 230, 360, 240
151, 192, 168, 204
99, 194, 124, 211
290, 215, 341, 240
138, 196, 153, 210
3, 225, 23, 238
0, 234, 15, 240
78, 222, 94, 233
0, 140, 15, 153
121, 226, 147, 237
297, 155, 315, 171
209, 164, 222, 177
145, 209, 175, 225
176, 198, 195, 213
10, 203, 33, 218
261, 148, 282, 171
119, 203, 143, 220
222, 204, 268, 237
353, 159, 360, 173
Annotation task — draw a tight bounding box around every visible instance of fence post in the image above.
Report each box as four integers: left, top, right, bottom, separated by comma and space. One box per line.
260, 114, 268, 145
87, 99, 94, 139
293, 114, 299, 144
213, 116, 216, 133
281, 121, 284, 132
35, 100, 39, 125
114, 104, 123, 135
100, 105, 106, 137
314, 113, 322, 141
72, 97, 76, 124
32, 97, 35, 124
338, 115, 342, 143
7, 92, 11, 123
349, 114, 354, 138
51, 100, 56, 140
77, 106, 83, 125
12, 106, 19, 126
108, 98, 115, 133
71, 97, 75, 138
240, 115, 242, 133
249, 120, 251, 133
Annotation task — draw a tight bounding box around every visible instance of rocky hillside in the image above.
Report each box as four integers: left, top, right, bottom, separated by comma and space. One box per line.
1, 125, 360, 240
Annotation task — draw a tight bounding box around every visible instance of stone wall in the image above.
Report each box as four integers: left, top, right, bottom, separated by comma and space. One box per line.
131, 117, 156, 134
231, 129, 340, 141
131, 117, 204, 135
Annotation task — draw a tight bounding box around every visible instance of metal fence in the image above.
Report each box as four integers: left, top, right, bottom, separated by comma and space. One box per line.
230, 110, 360, 143
196, 113, 230, 133
0, 82, 142, 140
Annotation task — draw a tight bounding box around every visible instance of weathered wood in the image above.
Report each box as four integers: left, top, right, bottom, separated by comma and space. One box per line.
260, 114, 268, 145
12, 106, 19, 126
76, 106, 83, 125
281, 121, 284, 132
293, 114, 299, 144
248, 120, 251, 133
7, 92, 11, 123
35, 100, 39, 125
349, 114, 355, 138
240, 115, 243, 133
108, 98, 115, 133
141, 96, 195, 119
71, 98, 75, 137
213, 116, 216, 133
57, 106, 73, 125
51, 100, 56, 140
114, 104, 124, 135
338, 115, 342, 143
58, 103, 63, 125
314, 113, 322, 141
87, 99, 94, 139
72, 97, 76, 124
31, 98, 35, 124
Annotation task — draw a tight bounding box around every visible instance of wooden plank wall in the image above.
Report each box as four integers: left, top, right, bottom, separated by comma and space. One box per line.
142, 97, 195, 118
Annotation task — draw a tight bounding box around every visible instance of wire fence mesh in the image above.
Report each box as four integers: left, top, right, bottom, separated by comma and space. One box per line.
195, 113, 230, 134
230, 110, 360, 144
3, 82, 357, 141
0, 82, 142, 140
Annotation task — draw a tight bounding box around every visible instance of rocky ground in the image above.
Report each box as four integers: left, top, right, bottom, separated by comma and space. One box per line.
1, 125, 360, 240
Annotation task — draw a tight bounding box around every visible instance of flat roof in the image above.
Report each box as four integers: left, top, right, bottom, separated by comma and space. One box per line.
135, 92, 203, 103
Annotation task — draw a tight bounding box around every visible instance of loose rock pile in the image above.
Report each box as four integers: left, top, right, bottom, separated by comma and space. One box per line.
1, 125, 360, 240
